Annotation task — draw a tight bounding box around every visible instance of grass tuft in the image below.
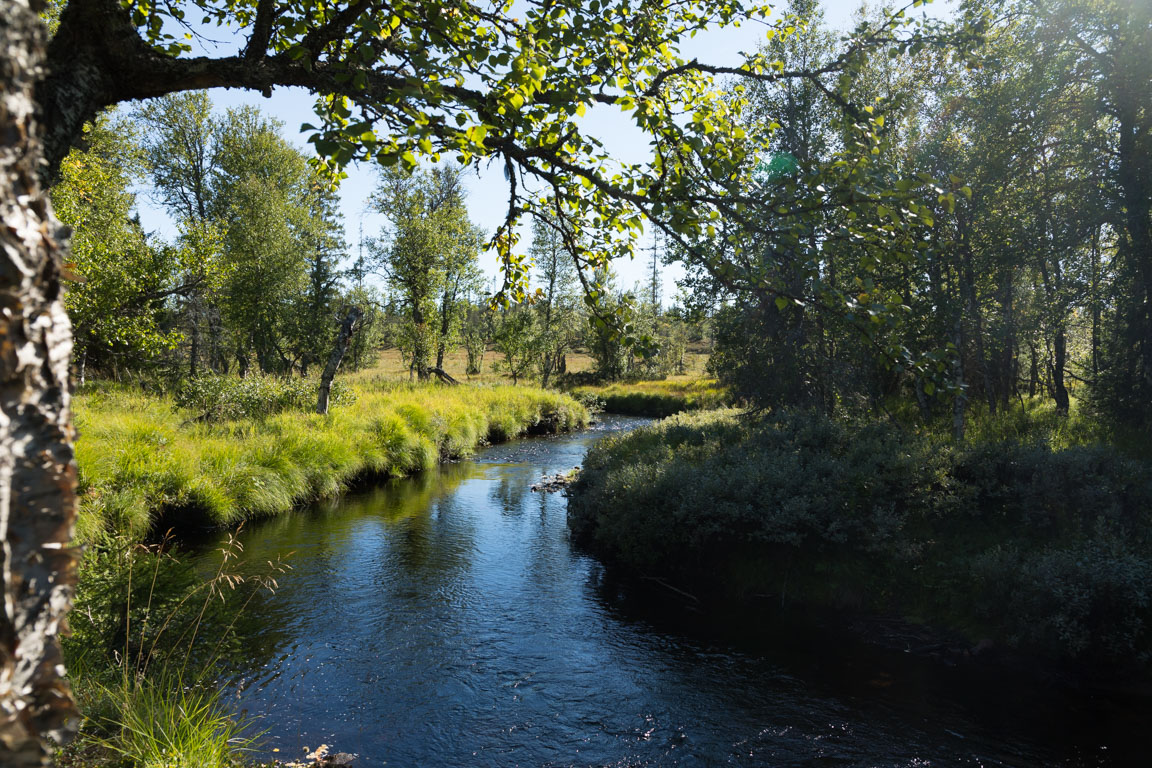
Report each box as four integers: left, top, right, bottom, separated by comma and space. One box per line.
88, 677, 257, 768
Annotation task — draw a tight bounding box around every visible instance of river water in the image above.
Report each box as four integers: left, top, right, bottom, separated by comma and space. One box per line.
196, 415, 1144, 767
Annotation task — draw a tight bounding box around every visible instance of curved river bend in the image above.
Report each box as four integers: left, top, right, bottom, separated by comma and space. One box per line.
195, 416, 1144, 767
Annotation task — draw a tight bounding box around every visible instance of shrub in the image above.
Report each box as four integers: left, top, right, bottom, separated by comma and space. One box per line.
568, 409, 1152, 666
173, 374, 354, 421
571, 410, 934, 568
970, 534, 1152, 663
571, 390, 606, 414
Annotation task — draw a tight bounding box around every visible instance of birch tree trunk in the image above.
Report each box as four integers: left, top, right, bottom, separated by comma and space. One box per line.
0, 0, 80, 763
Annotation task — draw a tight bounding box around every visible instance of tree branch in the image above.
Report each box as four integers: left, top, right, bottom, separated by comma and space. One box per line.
244, 0, 277, 60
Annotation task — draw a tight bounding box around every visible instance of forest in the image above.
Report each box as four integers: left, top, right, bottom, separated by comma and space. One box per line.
1, 0, 1151, 765
58, 93, 696, 390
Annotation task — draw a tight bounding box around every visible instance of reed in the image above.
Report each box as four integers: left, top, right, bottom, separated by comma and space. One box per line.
60, 531, 284, 768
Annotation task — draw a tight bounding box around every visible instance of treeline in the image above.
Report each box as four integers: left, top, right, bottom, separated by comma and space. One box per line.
566, 0, 1152, 668
54, 93, 368, 382
58, 95, 707, 389
680, 0, 1152, 435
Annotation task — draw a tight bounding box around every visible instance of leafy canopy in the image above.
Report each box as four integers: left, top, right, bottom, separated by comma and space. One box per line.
114, 0, 967, 304
52, 117, 187, 363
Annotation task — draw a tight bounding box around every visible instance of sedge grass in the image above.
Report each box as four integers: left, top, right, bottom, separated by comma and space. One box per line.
75, 380, 588, 543
84, 677, 256, 768
568, 377, 727, 417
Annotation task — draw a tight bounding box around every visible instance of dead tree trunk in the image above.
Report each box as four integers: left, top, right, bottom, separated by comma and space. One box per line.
1052, 328, 1070, 415
1, 1, 81, 763
411, 303, 431, 381
428, 367, 460, 385
316, 307, 362, 415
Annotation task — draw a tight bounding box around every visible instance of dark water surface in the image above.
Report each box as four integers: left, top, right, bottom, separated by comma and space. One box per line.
195, 415, 1144, 767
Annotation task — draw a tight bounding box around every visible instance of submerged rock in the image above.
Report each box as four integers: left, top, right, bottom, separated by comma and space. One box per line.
276, 744, 357, 767
531, 467, 580, 493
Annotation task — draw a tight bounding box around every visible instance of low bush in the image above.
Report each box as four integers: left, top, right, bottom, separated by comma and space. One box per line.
173, 374, 354, 421
569, 409, 1152, 666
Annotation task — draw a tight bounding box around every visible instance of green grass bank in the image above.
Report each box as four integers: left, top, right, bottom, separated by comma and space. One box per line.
568, 377, 727, 417
568, 409, 1152, 670
75, 380, 588, 543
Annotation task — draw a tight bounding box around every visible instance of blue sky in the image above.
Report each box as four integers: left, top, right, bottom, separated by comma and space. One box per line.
132, 0, 955, 303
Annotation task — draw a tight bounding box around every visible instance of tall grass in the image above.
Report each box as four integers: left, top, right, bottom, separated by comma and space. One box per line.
568, 378, 727, 417
75, 380, 588, 543
62, 532, 284, 768
82, 678, 254, 768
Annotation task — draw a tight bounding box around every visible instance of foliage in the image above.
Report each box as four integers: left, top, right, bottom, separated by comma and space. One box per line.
134, 92, 229, 379
51, 115, 184, 371
462, 303, 493, 376
216, 108, 323, 374
341, 285, 391, 372
571, 410, 934, 570
128, 94, 354, 380
172, 374, 354, 422
492, 305, 539, 385
581, 266, 638, 381
52, 0, 982, 357
136, 92, 218, 224
368, 165, 481, 378
680, 0, 1152, 436
530, 214, 582, 386
289, 182, 346, 375
970, 536, 1151, 662
651, 317, 691, 378
55, 2, 988, 410
570, 408, 1152, 665
74, 382, 588, 543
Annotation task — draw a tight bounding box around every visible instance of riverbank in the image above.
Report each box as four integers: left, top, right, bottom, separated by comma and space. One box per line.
567, 377, 727, 417
74, 380, 588, 543
568, 409, 1152, 676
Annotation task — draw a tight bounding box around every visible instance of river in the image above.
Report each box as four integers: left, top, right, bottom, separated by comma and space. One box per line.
195, 415, 1145, 767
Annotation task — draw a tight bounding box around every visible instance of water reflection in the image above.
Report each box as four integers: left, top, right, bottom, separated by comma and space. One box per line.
192, 416, 1140, 767
489, 466, 532, 515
